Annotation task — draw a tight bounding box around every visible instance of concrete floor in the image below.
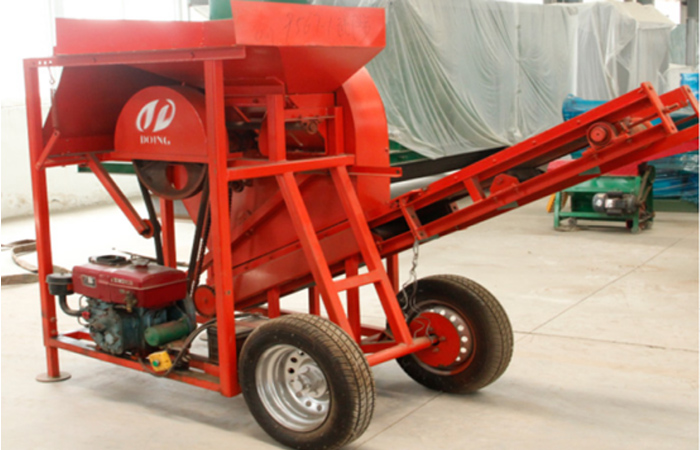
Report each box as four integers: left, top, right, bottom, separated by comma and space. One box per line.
1, 198, 697, 449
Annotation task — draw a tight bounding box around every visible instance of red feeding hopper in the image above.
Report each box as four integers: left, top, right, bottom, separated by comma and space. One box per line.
53, 1, 385, 94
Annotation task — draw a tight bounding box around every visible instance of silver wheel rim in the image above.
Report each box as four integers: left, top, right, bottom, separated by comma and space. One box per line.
255, 344, 330, 432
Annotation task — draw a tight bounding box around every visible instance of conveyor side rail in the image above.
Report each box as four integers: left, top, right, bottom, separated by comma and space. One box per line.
370, 83, 699, 257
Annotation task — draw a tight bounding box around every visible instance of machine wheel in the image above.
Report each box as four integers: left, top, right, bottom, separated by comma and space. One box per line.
239, 314, 375, 450
396, 275, 513, 393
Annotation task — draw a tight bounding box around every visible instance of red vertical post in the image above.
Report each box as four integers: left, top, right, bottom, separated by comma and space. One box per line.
24, 61, 63, 380
309, 286, 321, 315
159, 197, 176, 268
267, 287, 281, 318
386, 254, 399, 293
204, 60, 238, 397
266, 95, 286, 162
345, 256, 361, 342
327, 106, 343, 156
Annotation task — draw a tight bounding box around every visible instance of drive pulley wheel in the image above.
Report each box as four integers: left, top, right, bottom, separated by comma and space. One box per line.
133, 160, 206, 200
396, 275, 513, 393
239, 314, 375, 450
194, 285, 217, 318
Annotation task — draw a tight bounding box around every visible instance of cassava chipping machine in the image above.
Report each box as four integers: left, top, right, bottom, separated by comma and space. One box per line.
25, 2, 699, 449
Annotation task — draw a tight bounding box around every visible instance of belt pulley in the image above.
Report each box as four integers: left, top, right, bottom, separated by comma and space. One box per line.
133, 160, 207, 200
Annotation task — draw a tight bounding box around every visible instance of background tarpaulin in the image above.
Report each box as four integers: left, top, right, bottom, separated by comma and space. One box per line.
313, 0, 675, 158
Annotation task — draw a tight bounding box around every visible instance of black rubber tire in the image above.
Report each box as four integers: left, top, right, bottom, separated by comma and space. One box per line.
239, 314, 375, 450
396, 275, 513, 394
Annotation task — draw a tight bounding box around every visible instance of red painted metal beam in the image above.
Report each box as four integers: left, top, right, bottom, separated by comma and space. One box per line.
386, 254, 400, 294
308, 286, 321, 315
24, 62, 62, 379
51, 336, 221, 392
330, 166, 413, 345
227, 155, 355, 181
85, 154, 152, 237
276, 171, 354, 335
26, 47, 246, 69
366, 337, 433, 367
34, 130, 61, 170
344, 256, 361, 342
204, 59, 239, 398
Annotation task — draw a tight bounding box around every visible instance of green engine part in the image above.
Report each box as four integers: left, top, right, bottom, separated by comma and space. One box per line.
144, 318, 191, 347
552, 167, 655, 233
210, 0, 311, 20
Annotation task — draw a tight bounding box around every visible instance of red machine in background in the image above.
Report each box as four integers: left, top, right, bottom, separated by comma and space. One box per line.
25, 2, 699, 449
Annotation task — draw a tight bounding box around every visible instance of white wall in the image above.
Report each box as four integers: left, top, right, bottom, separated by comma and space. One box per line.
1, 102, 142, 219
0, 0, 189, 220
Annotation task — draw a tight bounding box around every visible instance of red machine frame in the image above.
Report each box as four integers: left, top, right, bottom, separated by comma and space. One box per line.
25, 3, 699, 403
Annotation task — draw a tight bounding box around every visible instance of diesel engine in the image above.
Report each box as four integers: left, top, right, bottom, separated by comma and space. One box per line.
47, 255, 195, 356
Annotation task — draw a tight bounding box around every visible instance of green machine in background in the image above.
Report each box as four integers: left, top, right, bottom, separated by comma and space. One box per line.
552, 166, 655, 233
210, 0, 310, 19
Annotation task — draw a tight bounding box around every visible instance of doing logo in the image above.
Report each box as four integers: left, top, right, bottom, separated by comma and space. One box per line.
136, 99, 176, 133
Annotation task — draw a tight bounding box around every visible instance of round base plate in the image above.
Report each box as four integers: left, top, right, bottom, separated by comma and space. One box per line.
36, 372, 71, 383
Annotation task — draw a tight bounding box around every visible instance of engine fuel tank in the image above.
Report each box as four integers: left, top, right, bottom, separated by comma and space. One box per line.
72, 256, 186, 308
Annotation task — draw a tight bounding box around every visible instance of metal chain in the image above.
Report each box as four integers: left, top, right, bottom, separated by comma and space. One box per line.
48, 67, 59, 130
400, 239, 421, 316
48, 66, 56, 87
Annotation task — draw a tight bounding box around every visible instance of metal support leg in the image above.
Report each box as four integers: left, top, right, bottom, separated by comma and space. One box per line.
204, 60, 238, 397
345, 256, 361, 341
266, 95, 286, 162
309, 286, 321, 315
24, 62, 70, 383
631, 213, 640, 233
386, 254, 399, 294
268, 287, 281, 318
553, 191, 562, 228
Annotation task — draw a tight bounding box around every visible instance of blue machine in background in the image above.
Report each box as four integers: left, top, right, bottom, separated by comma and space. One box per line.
681, 73, 699, 99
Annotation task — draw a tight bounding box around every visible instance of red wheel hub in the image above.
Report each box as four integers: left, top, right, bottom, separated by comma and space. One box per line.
409, 310, 470, 368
